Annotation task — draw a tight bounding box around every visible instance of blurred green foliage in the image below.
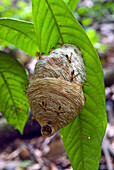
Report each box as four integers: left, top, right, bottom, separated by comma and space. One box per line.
77, 1, 114, 23
86, 28, 107, 54
0, 0, 113, 53
75, 0, 114, 54
0, 0, 32, 50
0, 0, 32, 20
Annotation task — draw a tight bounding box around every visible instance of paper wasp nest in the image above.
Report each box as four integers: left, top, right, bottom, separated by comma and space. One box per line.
28, 44, 86, 137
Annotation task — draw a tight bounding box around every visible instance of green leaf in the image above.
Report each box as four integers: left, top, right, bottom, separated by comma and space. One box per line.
0, 18, 38, 57
0, 51, 29, 133
32, 0, 107, 169
64, 0, 80, 12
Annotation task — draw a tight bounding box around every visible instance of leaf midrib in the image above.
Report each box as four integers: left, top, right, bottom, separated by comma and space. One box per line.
0, 23, 38, 46
0, 71, 21, 127
45, 0, 64, 43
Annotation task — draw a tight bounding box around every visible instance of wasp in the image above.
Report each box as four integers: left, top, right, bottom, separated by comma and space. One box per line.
81, 82, 89, 89
70, 70, 75, 82
41, 52, 45, 55
57, 42, 63, 46
54, 106, 64, 115
81, 82, 84, 89
23, 88, 28, 94
39, 101, 47, 111
48, 47, 55, 53
35, 51, 40, 57
35, 51, 45, 59
39, 52, 45, 59
66, 54, 71, 63
66, 52, 73, 63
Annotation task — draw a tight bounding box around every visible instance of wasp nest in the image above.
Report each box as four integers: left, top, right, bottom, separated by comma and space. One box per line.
28, 44, 86, 137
